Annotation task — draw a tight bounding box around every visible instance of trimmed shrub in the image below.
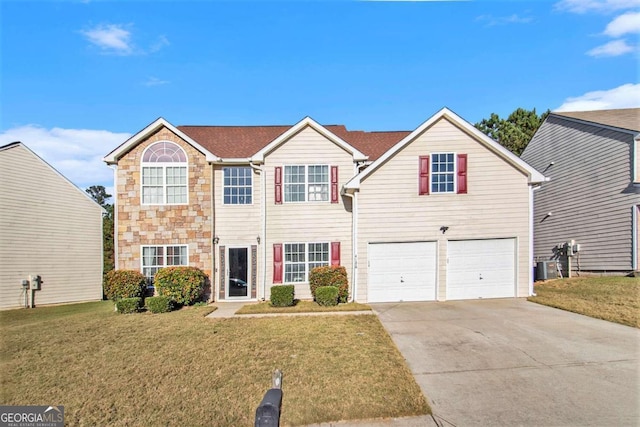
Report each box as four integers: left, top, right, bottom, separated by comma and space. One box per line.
309, 266, 349, 303
154, 266, 207, 306
145, 296, 172, 314
315, 286, 339, 306
270, 285, 295, 307
116, 297, 142, 314
104, 270, 147, 301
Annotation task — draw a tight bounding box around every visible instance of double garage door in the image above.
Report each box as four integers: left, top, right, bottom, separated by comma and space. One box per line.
368, 238, 515, 302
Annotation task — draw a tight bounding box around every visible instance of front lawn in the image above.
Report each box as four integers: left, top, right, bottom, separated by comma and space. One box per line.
236, 300, 371, 315
0, 301, 428, 426
529, 276, 639, 328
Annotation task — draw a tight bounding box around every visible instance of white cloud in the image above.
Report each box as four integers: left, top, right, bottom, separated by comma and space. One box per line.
554, 0, 640, 14
143, 76, 170, 87
587, 38, 636, 56
81, 24, 133, 55
149, 35, 170, 53
555, 83, 640, 111
604, 11, 640, 36
0, 125, 130, 192
475, 14, 534, 26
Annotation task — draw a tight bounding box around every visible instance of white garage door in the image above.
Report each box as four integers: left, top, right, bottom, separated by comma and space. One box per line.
447, 238, 516, 300
368, 242, 437, 303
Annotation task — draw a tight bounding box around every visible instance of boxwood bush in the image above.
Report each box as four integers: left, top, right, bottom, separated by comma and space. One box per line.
115, 297, 142, 314
104, 270, 147, 301
145, 296, 172, 314
270, 285, 295, 307
315, 286, 339, 306
154, 266, 206, 306
310, 266, 348, 303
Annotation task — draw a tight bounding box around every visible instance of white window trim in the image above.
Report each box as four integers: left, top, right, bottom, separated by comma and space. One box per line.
283, 164, 330, 203
140, 142, 189, 206
141, 244, 189, 286
222, 167, 254, 206
430, 152, 457, 194
283, 241, 331, 283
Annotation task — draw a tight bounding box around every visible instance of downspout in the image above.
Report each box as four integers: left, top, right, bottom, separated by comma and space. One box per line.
343, 190, 358, 303
249, 161, 266, 300
109, 164, 118, 271
211, 163, 216, 302
530, 185, 541, 297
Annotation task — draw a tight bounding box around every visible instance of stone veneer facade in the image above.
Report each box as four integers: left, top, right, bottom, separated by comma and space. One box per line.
116, 127, 213, 297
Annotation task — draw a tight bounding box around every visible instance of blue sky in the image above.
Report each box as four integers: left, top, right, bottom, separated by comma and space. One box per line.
1, 0, 639, 195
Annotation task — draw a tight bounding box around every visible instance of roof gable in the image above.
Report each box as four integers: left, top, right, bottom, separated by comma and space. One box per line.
251, 117, 368, 163
1, 142, 105, 211
344, 107, 546, 191
103, 118, 220, 164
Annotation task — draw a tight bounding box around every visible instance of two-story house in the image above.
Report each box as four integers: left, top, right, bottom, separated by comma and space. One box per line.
104, 108, 545, 303
521, 108, 640, 275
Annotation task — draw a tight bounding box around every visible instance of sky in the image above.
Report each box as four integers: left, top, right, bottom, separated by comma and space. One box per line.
1, 0, 639, 198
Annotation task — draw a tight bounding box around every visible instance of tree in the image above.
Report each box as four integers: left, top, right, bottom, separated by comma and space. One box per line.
86, 185, 115, 274
475, 108, 549, 156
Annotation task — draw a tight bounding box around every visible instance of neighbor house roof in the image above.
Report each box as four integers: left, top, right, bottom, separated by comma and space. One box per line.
554, 108, 640, 133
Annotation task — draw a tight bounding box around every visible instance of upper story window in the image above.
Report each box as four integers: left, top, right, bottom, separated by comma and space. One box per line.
223, 167, 253, 204
431, 153, 455, 193
418, 153, 467, 195
141, 142, 188, 205
284, 165, 329, 202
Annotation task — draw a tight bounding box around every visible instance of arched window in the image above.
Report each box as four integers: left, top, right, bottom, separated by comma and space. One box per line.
141, 142, 188, 205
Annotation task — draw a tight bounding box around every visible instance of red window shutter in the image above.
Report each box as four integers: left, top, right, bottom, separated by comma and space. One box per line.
331, 166, 339, 203
331, 242, 341, 266
419, 156, 430, 195
457, 154, 467, 194
274, 166, 282, 204
273, 244, 283, 283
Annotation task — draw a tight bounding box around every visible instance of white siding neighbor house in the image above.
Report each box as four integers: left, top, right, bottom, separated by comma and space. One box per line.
521, 109, 640, 275
0, 142, 104, 309
104, 108, 545, 303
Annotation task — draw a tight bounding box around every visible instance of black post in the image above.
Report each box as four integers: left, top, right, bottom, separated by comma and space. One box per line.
255, 370, 283, 427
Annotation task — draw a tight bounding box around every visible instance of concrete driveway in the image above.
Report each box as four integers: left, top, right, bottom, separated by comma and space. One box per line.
372, 299, 640, 427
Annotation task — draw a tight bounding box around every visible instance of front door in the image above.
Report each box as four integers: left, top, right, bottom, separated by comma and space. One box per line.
227, 247, 249, 298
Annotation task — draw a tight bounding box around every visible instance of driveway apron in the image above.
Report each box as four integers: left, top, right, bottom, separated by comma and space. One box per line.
372, 299, 640, 427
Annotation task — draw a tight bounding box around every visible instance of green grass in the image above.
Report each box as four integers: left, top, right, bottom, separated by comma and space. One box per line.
236, 300, 372, 315
0, 301, 428, 426
529, 276, 640, 328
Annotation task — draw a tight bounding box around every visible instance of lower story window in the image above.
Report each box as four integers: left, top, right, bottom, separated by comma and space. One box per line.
284, 242, 329, 283
142, 245, 188, 286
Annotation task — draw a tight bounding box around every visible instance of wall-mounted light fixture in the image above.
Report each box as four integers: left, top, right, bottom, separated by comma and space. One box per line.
543, 161, 555, 173
257, 236, 261, 244
440, 226, 449, 234
213, 236, 220, 245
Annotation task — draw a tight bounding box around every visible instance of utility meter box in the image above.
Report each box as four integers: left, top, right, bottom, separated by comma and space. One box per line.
29, 275, 41, 290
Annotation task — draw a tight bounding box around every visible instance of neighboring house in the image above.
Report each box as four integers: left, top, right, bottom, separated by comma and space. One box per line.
521, 108, 640, 275
0, 142, 104, 310
104, 108, 545, 303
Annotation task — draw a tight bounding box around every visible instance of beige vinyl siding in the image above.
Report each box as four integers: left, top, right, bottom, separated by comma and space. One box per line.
356, 118, 531, 302
212, 164, 262, 297
522, 116, 640, 272
0, 144, 103, 309
263, 126, 354, 300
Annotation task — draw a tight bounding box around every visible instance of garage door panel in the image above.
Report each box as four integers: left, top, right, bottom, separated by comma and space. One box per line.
447, 239, 515, 300
368, 242, 436, 303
